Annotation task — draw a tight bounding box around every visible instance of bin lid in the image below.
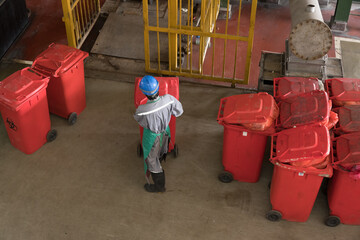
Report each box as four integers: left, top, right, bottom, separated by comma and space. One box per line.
0, 68, 49, 111
279, 90, 330, 128
274, 77, 321, 101
334, 132, 360, 168
326, 78, 360, 102
273, 125, 330, 163
335, 105, 360, 133
217, 93, 277, 125
32, 43, 88, 77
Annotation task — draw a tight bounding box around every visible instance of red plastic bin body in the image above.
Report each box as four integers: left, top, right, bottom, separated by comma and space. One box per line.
0, 68, 51, 154
270, 163, 326, 222
327, 169, 360, 225
221, 123, 267, 182
273, 77, 321, 102
134, 77, 179, 152
32, 43, 89, 119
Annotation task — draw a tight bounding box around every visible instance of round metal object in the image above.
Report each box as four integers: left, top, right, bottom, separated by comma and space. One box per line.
289, 19, 332, 60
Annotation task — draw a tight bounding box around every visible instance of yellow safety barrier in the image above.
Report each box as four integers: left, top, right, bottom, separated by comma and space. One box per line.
61, 0, 100, 48
143, 0, 257, 87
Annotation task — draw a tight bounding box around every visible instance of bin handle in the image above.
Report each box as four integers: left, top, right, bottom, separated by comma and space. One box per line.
217, 97, 227, 123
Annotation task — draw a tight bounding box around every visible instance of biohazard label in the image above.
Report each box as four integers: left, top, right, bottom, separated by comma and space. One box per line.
6, 118, 17, 131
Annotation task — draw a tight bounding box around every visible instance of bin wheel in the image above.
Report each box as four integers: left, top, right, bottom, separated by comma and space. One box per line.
266, 210, 282, 222
137, 143, 143, 157
47, 129, 57, 143
218, 171, 233, 183
325, 216, 340, 227
173, 144, 178, 158
68, 112, 78, 125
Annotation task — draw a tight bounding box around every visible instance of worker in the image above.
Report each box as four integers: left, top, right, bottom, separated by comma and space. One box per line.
134, 76, 183, 193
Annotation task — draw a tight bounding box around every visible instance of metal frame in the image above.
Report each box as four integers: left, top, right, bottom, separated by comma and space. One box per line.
143, 0, 258, 87
61, 0, 101, 48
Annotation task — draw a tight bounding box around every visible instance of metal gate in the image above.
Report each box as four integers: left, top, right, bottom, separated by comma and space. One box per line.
143, 0, 257, 86
62, 0, 101, 48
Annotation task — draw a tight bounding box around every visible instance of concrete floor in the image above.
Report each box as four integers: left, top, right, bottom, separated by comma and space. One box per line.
0, 74, 360, 239
1, 0, 360, 239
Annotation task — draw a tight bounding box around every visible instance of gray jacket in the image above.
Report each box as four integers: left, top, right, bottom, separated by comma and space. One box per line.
134, 94, 183, 134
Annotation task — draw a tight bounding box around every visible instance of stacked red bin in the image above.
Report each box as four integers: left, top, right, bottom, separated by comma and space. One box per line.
324, 78, 360, 227
266, 77, 335, 222
134, 77, 180, 157
0, 43, 88, 154
217, 93, 278, 183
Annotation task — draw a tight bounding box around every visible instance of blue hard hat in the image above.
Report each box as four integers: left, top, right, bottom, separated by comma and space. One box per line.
139, 75, 159, 96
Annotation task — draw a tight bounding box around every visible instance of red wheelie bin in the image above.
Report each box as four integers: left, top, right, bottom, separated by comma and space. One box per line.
134, 77, 179, 157
0, 68, 57, 154
326, 132, 360, 227
32, 43, 89, 125
217, 93, 278, 183
267, 125, 332, 222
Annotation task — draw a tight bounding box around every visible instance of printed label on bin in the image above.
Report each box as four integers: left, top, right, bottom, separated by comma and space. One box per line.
217, 93, 278, 125
334, 132, 360, 168
32, 43, 88, 76
0, 68, 49, 110
278, 90, 330, 128
274, 77, 320, 101
273, 125, 330, 163
334, 105, 360, 133
326, 78, 360, 105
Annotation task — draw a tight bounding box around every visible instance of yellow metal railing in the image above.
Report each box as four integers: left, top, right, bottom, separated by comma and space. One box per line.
143, 0, 257, 87
62, 0, 101, 48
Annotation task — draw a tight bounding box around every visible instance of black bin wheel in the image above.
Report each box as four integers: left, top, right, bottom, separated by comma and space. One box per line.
266, 210, 282, 222
68, 112, 78, 125
218, 171, 233, 183
325, 216, 341, 227
137, 143, 143, 157
47, 129, 57, 143
173, 144, 178, 158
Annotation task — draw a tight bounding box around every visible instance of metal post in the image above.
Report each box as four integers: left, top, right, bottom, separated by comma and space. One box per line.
330, 0, 353, 31
168, 0, 178, 70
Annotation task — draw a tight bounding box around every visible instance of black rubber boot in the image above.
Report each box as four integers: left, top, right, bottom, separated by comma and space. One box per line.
144, 171, 166, 193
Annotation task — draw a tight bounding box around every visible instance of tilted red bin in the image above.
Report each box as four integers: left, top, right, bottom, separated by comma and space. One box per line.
326, 78, 360, 106
267, 125, 332, 222
273, 77, 322, 102
217, 93, 278, 183
333, 105, 360, 134
134, 77, 179, 156
326, 134, 360, 226
277, 90, 331, 129
0, 68, 56, 154
32, 43, 89, 125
